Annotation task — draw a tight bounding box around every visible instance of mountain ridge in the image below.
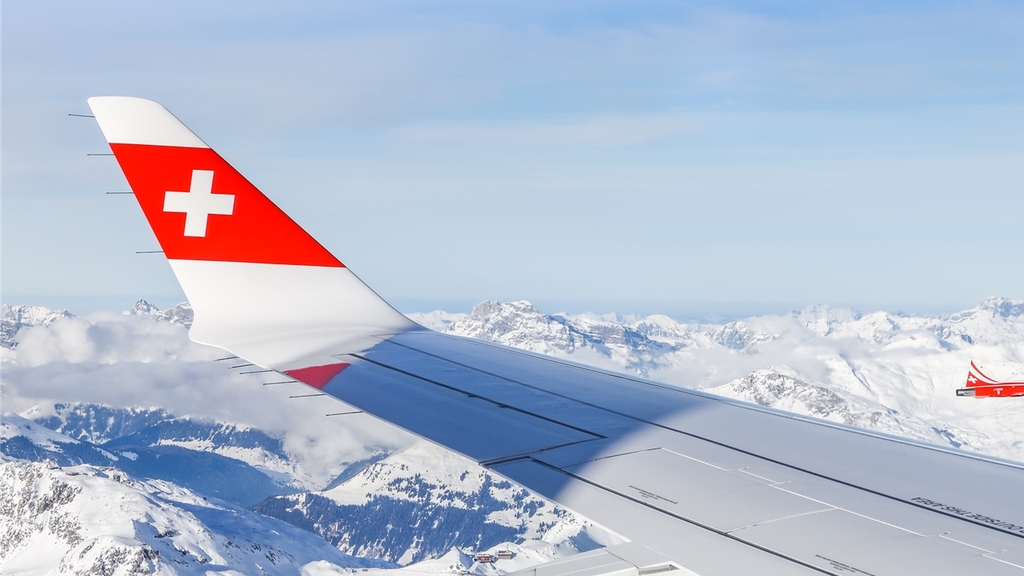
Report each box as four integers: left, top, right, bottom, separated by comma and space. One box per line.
3, 296, 1024, 574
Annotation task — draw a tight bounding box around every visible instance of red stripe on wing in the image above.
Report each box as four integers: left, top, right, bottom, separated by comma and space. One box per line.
285, 363, 351, 389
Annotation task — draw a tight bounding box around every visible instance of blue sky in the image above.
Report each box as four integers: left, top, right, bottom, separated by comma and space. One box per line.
3, 1, 1022, 319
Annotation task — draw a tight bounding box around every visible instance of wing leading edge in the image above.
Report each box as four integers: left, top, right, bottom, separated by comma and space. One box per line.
89, 97, 1024, 576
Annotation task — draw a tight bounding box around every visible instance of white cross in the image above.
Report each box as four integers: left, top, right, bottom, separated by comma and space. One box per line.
163, 170, 235, 237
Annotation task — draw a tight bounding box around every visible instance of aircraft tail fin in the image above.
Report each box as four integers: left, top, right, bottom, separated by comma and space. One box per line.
88, 97, 416, 367
966, 361, 998, 388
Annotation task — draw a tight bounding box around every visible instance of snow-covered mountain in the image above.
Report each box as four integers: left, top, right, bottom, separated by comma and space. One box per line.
423, 297, 1024, 461
5, 296, 1024, 575
0, 457, 388, 576
1, 408, 294, 507
1, 405, 614, 575
406, 310, 468, 333
1, 304, 74, 349
126, 299, 194, 328
39, 402, 322, 491
254, 442, 622, 565
0, 413, 120, 467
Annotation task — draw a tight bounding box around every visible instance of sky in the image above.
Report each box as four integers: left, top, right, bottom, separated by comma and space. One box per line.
3, 1, 1023, 320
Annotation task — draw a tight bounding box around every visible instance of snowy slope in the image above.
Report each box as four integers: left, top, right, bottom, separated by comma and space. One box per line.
1, 304, 73, 349
0, 458, 388, 576
1, 412, 617, 575
255, 442, 623, 565
406, 311, 468, 333
0, 413, 120, 466
36, 402, 312, 493
1, 397, 622, 573
1, 410, 293, 507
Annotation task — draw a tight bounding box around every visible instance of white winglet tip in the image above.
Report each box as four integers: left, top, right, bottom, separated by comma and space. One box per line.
87, 96, 209, 148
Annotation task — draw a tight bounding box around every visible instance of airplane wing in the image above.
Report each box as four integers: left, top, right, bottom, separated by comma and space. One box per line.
87, 97, 1024, 576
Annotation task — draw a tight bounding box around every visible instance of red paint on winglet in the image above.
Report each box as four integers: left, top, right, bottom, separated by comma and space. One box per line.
285, 363, 350, 389
109, 143, 343, 267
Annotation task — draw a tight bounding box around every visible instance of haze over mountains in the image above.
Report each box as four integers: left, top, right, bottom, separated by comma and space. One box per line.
2, 297, 1023, 574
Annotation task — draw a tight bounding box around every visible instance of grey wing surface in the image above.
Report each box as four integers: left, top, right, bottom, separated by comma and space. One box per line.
304, 330, 1024, 576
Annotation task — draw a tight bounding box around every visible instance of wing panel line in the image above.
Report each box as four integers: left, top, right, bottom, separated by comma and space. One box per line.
495, 458, 841, 576
349, 352, 606, 441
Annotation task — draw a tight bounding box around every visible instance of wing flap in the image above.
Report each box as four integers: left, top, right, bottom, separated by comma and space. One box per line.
505, 543, 697, 576
736, 510, 1019, 576
494, 448, 1024, 575
491, 459, 826, 575
561, 448, 833, 533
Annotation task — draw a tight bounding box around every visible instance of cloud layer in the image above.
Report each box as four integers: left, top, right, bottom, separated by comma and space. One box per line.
2, 310, 413, 485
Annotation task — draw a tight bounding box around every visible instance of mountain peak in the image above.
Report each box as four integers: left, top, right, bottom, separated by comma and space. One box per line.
977, 297, 1024, 318
124, 300, 194, 328
126, 299, 161, 316
1, 304, 75, 349
470, 300, 541, 318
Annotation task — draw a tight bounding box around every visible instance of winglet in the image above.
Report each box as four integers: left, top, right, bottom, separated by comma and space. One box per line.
88, 97, 417, 366
88, 96, 342, 267
89, 97, 208, 148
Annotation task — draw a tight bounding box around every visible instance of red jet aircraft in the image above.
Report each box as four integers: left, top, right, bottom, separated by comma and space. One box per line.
956, 361, 1024, 397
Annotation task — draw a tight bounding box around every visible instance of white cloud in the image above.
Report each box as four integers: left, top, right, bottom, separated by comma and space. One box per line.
2, 310, 413, 486
12, 313, 208, 366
